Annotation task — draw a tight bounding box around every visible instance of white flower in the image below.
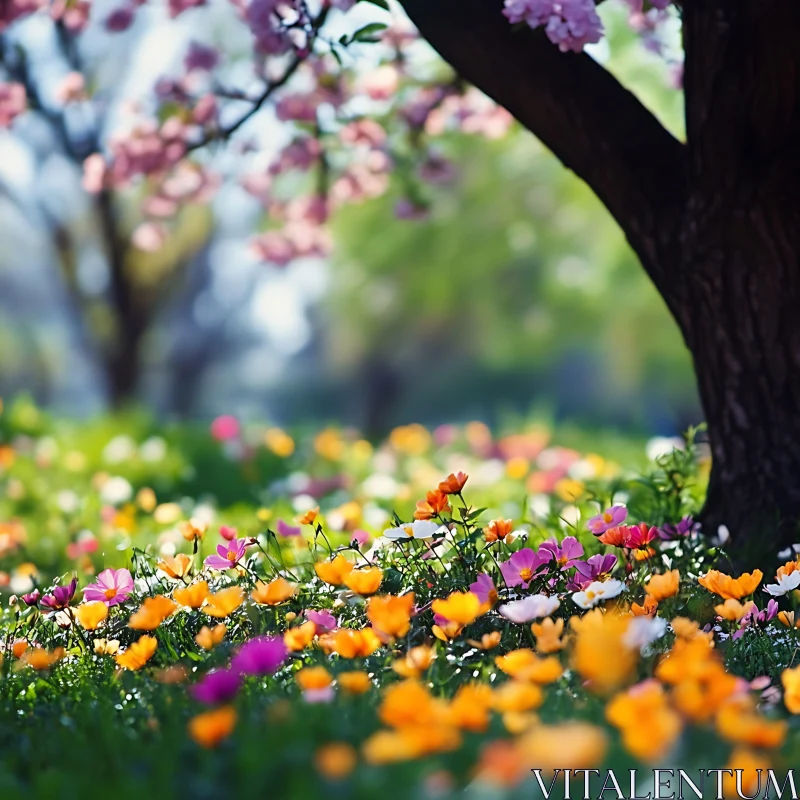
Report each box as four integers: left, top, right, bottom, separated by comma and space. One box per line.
498, 594, 560, 624
623, 616, 668, 652
777, 544, 800, 560
382, 520, 444, 541
572, 579, 625, 609
765, 571, 800, 596
140, 437, 167, 462
713, 525, 730, 546
102, 435, 137, 464
99, 476, 133, 505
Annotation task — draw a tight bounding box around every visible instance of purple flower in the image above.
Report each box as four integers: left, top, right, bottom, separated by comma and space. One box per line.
538, 536, 584, 570
83, 568, 134, 607
573, 554, 618, 587
204, 538, 249, 570
41, 577, 77, 611
231, 636, 287, 676
350, 529, 370, 548
306, 609, 337, 633
469, 573, 498, 605
22, 590, 40, 607
499, 548, 547, 589
190, 669, 241, 705
276, 519, 301, 538
587, 505, 628, 535
658, 515, 699, 541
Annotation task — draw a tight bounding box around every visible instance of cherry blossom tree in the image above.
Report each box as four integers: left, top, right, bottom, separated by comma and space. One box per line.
0, 0, 797, 558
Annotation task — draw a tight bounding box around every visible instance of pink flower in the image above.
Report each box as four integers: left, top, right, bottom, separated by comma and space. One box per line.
0, 82, 26, 128
83, 568, 133, 607
210, 415, 240, 441
499, 548, 547, 589
204, 538, 249, 570
350, 529, 370, 548
306, 609, 337, 633
587, 504, 628, 535
105, 5, 135, 31
503, 0, 603, 53
231, 636, 287, 675
538, 536, 584, 570
573, 554, 617, 587
219, 525, 237, 542
184, 41, 219, 72
469, 573, 498, 605
276, 519, 301, 538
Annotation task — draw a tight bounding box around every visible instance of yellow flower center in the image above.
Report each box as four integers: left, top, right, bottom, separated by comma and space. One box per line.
603, 512, 613, 523
403, 526, 415, 539
226, 550, 238, 562
104, 588, 117, 599
519, 568, 532, 582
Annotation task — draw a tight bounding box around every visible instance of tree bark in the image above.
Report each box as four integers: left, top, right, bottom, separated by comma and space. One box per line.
398, 0, 800, 561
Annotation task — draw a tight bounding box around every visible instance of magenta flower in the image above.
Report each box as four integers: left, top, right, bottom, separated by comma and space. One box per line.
276, 519, 301, 538
190, 669, 241, 705
41, 577, 78, 611
22, 590, 40, 607
658, 516, 698, 541
499, 548, 547, 589
306, 610, 337, 633
538, 536, 584, 570
469, 573, 498, 605
573, 554, 617, 587
219, 525, 237, 541
231, 636, 287, 676
204, 538, 249, 570
210, 415, 240, 442
587, 504, 628, 535
83, 568, 134, 607
350, 529, 370, 548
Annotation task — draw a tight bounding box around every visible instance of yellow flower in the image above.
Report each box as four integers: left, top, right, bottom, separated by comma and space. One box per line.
448, 684, 493, 732
715, 599, 755, 622
251, 577, 296, 606
367, 593, 415, 640
75, 601, 108, 631
331, 628, 381, 658
392, 645, 435, 678
698, 569, 762, 600
202, 586, 244, 618
129, 595, 177, 630
343, 567, 383, 596
314, 555, 353, 586
195, 624, 226, 650
173, 581, 209, 610
492, 681, 543, 713
431, 591, 486, 626
284, 620, 317, 651
716, 696, 786, 749
554, 478, 584, 502
378, 680, 449, 728
531, 617, 565, 653
296, 665, 333, 692
116, 635, 157, 671
188, 705, 236, 748
136, 487, 157, 512
93, 638, 120, 655
670, 616, 713, 642
337, 671, 372, 694
644, 570, 680, 602
606, 680, 681, 761
516, 723, 608, 771
466, 632, 502, 650
495, 649, 562, 684
157, 554, 193, 579
570, 609, 637, 694
265, 428, 295, 458
315, 742, 357, 780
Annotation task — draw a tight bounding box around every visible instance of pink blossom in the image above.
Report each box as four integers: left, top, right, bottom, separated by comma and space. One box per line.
276, 519, 301, 538
503, 0, 603, 52
50, 0, 90, 30
185, 41, 219, 71
306, 609, 337, 633
538, 536, 584, 570
327, 0, 356, 11
83, 568, 134, 607
204, 538, 249, 570
192, 94, 217, 125
231, 636, 287, 675
587, 504, 628, 535
54, 72, 86, 105
419, 155, 457, 186
350, 529, 370, 548
219, 525, 238, 541
499, 548, 547, 589
190, 669, 241, 704
210, 415, 240, 441
340, 119, 387, 149
269, 138, 321, 174
0, 0, 45, 31
246, 0, 294, 55
132, 222, 167, 252
105, 5, 135, 31
275, 93, 319, 123
361, 65, 400, 101
469, 573, 498, 605
0, 83, 26, 128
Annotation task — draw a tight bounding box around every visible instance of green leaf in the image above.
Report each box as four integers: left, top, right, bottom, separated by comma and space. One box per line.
352, 22, 388, 42
360, 0, 389, 9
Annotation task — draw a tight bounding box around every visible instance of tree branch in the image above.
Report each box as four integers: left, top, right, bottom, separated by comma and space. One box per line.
397, 0, 688, 295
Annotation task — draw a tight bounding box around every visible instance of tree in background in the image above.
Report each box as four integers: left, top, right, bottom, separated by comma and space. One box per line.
0, 0, 795, 557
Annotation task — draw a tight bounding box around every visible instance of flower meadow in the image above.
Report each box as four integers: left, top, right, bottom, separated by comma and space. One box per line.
3, 400, 800, 798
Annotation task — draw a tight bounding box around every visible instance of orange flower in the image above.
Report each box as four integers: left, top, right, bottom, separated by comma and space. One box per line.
438, 472, 468, 495
180, 518, 207, 542
530, 617, 565, 653
367, 593, 415, 640
431, 591, 487, 626
716, 696, 786, 749
337, 671, 372, 694
251, 577, 296, 606
129, 595, 177, 630
116, 635, 157, 671
777, 560, 800, 580
778, 610, 800, 629
296, 666, 333, 692
12, 640, 28, 658
379, 680, 449, 728
631, 598, 659, 617
297, 507, 319, 526
195, 624, 226, 650
782, 665, 800, 714
698, 569, 762, 600
20, 647, 65, 670
495, 649, 563, 684
315, 742, 357, 780
467, 632, 503, 650
173, 581, 209, 609
344, 567, 383, 596
314, 555, 354, 586
644, 570, 680, 602
202, 586, 244, 618
448, 684, 493, 732
598, 526, 628, 547
331, 628, 381, 658
570, 609, 637, 694
715, 599, 755, 622
188, 705, 236, 748
157, 554, 193, 579
75, 601, 108, 631
492, 681, 544, 713
414, 489, 450, 521
516, 723, 608, 772
432, 620, 464, 641
484, 519, 514, 544
284, 620, 317, 651
392, 645, 436, 678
